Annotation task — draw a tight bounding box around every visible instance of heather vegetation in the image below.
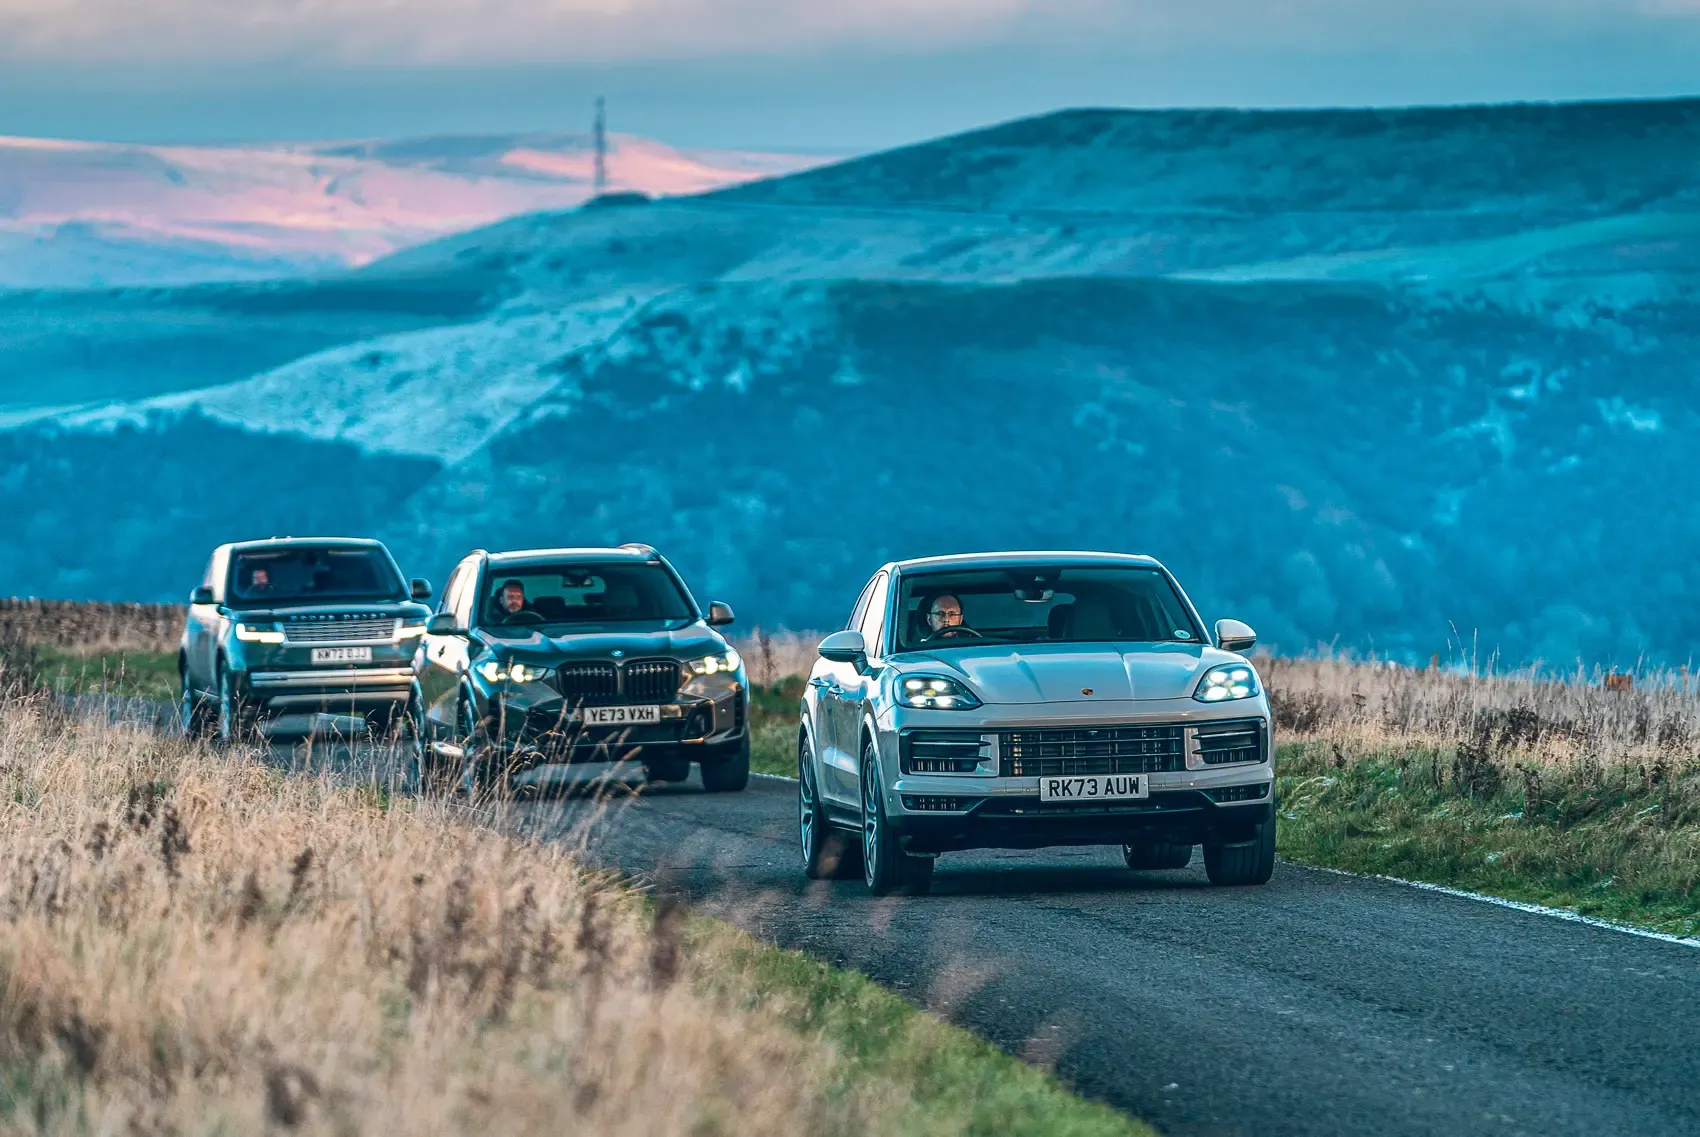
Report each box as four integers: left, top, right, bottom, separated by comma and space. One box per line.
0, 691, 1152, 1136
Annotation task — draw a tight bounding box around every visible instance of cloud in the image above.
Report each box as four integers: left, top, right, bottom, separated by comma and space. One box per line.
0, 0, 1693, 65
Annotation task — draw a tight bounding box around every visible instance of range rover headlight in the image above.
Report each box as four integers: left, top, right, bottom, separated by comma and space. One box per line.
1194, 663, 1261, 702
476, 660, 554, 684
686, 648, 742, 677
234, 622, 285, 644
896, 675, 982, 710
397, 618, 428, 639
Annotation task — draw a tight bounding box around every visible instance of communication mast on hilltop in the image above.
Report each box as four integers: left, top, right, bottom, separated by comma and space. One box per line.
593, 96, 608, 195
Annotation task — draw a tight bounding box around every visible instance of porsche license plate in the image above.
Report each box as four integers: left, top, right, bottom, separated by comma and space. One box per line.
1038, 774, 1148, 801
582, 705, 661, 726
311, 646, 372, 664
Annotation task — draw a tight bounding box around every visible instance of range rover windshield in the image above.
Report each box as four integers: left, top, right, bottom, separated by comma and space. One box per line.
894, 565, 1203, 653
228, 546, 404, 607
478, 562, 695, 634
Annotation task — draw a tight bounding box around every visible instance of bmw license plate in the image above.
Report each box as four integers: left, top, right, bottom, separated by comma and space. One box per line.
1038, 774, 1148, 801
582, 705, 661, 726
311, 646, 372, 664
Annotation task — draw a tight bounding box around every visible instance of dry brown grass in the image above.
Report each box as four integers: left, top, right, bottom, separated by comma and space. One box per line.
0, 600, 182, 655
0, 697, 902, 1136
1264, 655, 1700, 771
729, 629, 822, 691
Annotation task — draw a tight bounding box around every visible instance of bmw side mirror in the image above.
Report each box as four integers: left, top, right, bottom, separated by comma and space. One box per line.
427, 612, 466, 637
706, 601, 736, 627
818, 629, 868, 670
1215, 618, 1257, 653
410, 578, 433, 601
190, 586, 215, 606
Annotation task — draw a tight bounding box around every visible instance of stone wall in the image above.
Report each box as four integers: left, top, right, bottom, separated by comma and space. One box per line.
0, 598, 184, 653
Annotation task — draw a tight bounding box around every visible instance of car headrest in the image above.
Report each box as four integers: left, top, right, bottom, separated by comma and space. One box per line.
1066, 597, 1119, 640
1047, 603, 1075, 638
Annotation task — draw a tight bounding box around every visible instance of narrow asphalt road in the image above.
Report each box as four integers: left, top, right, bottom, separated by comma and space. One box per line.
507, 770, 1700, 1137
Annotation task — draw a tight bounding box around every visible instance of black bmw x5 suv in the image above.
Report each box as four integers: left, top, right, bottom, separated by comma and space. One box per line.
412, 544, 750, 794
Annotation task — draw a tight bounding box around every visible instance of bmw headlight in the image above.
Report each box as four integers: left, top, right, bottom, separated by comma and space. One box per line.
476, 660, 554, 684
686, 648, 742, 677
234, 622, 285, 644
1194, 663, 1261, 703
896, 675, 982, 710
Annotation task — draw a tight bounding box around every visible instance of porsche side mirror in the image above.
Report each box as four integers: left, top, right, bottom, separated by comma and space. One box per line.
706, 601, 735, 626
818, 629, 868, 669
410, 578, 433, 601
190, 586, 215, 606
1215, 618, 1257, 653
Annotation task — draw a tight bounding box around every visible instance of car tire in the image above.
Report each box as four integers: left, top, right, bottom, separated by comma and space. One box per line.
861, 741, 933, 897
458, 691, 512, 801
1123, 841, 1194, 870
1203, 818, 1276, 886
403, 698, 455, 797
699, 734, 750, 793
180, 664, 214, 740
215, 664, 256, 748
643, 753, 692, 784
800, 733, 859, 880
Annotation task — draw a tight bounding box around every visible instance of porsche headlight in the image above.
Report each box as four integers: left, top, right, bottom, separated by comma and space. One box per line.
234, 622, 284, 644
1194, 663, 1261, 702
686, 648, 742, 677
476, 660, 554, 684
896, 675, 982, 710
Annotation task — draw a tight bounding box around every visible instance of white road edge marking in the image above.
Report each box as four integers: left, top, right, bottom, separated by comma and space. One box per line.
1295, 862, 1700, 949
748, 771, 1698, 949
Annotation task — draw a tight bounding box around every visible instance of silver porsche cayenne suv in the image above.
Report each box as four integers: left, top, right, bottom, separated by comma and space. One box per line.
797, 551, 1275, 896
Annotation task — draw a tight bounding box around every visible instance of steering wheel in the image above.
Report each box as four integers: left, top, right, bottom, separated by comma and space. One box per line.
501, 609, 545, 626
925, 625, 982, 641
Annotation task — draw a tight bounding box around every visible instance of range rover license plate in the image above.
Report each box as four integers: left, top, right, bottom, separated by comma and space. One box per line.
1038, 774, 1148, 801
311, 647, 372, 664
582, 705, 661, 726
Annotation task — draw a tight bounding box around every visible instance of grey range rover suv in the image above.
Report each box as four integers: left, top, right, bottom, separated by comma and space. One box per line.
411, 545, 750, 796
179, 537, 433, 743
799, 551, 1275, 896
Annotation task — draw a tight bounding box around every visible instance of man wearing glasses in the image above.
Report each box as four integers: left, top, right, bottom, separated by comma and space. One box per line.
924, 593, 978, 640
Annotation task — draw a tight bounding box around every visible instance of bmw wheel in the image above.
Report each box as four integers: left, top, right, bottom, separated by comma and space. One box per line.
861, 740, 932, 897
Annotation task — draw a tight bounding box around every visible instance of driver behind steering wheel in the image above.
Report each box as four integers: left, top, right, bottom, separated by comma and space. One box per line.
925, 593, 977, 640
494, 578, 538, 622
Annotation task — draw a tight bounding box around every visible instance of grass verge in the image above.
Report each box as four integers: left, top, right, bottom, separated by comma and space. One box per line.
1275, 737, 1700, 937
0, 694, 1151, 1136
750, 676, 804, 778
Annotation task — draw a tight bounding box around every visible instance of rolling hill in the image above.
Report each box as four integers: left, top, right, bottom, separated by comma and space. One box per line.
3, 100, 1698, 667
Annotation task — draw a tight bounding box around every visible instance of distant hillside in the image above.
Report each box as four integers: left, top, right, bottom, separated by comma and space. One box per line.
4, 100, 1698, 666
0, 131, 829, 289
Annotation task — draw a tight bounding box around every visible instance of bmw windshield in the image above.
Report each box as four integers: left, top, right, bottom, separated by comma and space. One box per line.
893, 566, 1203, 652
477, 563, 695, 637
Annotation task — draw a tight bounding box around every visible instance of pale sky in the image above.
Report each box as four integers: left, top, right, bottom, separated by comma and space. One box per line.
1, 0, 1697, 147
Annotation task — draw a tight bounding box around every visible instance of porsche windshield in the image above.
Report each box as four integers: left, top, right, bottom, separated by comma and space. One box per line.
477, 563, 695, 633
894, 566, 1203, 652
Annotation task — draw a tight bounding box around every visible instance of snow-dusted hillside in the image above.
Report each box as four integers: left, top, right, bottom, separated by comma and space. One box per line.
5, 100, 1700, 665
0, 132, 829, 288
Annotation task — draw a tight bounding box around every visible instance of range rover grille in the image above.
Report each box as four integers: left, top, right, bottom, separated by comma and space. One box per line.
1000, 724, 1186, 777
282, 617, 397, 644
